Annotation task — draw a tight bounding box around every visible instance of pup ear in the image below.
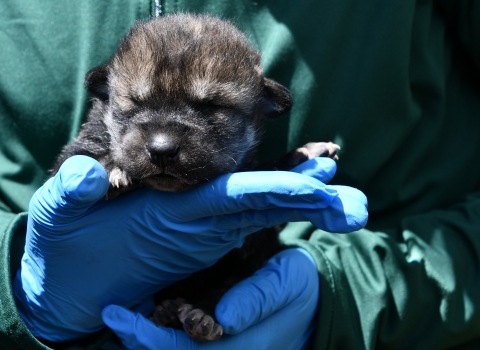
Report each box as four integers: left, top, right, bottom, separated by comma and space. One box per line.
84, 64, 109, 102
262, 78, 293, 119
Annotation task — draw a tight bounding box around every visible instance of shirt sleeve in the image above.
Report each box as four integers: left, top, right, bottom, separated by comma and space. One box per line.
281, 191, 480, 349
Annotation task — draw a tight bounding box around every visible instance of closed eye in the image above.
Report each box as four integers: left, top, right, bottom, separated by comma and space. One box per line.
130, 95, 143, 106
193, 96, 232, 110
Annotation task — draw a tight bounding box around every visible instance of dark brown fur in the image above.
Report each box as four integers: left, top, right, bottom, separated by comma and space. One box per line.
52, 13, 338, 342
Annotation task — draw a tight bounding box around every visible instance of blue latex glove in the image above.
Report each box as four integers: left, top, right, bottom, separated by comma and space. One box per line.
102, 248, 319, 350
13, 155, 367, 342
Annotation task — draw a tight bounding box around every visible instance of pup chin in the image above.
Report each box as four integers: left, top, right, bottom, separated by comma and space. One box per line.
142, 175, 201, 192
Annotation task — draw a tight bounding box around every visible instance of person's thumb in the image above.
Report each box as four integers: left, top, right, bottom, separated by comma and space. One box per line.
30, 155, 109, 225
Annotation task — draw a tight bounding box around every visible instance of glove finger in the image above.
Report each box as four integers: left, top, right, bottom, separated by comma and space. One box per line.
216, 248, 319, 334
184, 185, 368, 239
151, 171, 339, 222
290, 157, 337, 183
303, 185, 368, 232
102, 305, 197, 350
30, 155, 109, 225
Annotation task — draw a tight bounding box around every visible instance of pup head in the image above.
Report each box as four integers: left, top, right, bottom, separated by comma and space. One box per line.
85, 13, 292, 191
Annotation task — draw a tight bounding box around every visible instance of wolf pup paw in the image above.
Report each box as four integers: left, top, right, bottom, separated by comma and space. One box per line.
104, 167, 137, 199
151, 299, 223, 342
300, 141, 340, 161
178, 304, 223, 342
257, 141, 340, 171
109, 167, 132, 188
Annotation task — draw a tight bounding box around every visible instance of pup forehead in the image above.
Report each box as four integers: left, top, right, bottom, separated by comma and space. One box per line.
109, 14, 263, 109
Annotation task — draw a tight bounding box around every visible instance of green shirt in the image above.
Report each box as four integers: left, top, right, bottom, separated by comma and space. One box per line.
1, 0, 479, 348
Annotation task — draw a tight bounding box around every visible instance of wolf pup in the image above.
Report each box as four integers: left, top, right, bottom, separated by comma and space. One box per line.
51, 13, 339, 342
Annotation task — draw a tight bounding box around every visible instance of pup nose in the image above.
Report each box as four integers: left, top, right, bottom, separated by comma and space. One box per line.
146, 135, 180, 167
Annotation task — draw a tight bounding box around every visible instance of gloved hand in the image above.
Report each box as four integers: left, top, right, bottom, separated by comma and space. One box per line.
13, 155, 367, 342
102, 248, 319, 350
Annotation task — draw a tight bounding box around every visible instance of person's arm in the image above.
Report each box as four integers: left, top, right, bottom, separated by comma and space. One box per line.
0, 209, 49, 349
281, 192, 480, 349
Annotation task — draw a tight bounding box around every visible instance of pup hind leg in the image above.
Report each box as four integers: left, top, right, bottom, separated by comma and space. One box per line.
150, 299, 223, 342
